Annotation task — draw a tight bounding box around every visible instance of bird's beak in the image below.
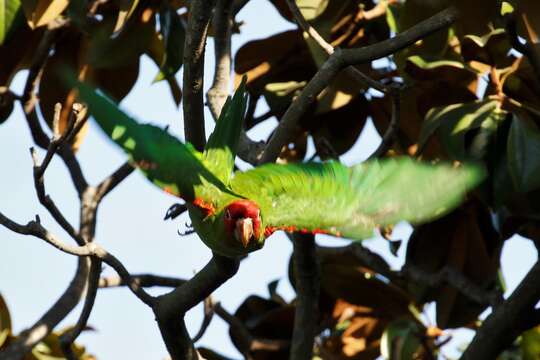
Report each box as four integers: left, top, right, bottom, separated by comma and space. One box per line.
235, 218, 253, 248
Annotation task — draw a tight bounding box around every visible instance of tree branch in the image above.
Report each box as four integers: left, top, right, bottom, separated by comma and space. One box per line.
183, 0, 218, 151
99, 274, 186, 289
369, 86, 401, 159
59, 258, 102, 360
153, 254, 239, 360
290, 233, 319, 360
0, 211, 155, 308
259, 6, 459, 164
462, 260, 540, 359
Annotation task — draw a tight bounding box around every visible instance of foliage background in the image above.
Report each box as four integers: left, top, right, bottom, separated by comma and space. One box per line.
0, 0, 538, 358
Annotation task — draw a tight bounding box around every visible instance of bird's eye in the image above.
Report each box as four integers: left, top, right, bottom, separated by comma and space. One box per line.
225, 209, 232, 220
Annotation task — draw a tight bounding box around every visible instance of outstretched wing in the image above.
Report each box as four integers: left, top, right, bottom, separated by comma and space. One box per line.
76, 81, 227, 201
231, 158, 484, 240
203, 77, 248, 183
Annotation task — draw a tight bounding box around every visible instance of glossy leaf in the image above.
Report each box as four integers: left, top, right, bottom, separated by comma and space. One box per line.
461, 28, 512, 67
154, 3, 185, 82
507, 113, 540, 193
0, 293, 11, 333
21, 0, 68, 28
419, 100, 504, 160
0, 0, 23, 45
521, 326, 540, 360
380, 319, 423, 360
113, 0, 139, 34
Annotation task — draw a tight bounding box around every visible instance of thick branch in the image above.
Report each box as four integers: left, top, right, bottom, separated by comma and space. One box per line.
183, 0, 218, 150
259, 6, 458, 164
153, 254, 239, 359
290, 234, 319, 360
462, 260, 540, 359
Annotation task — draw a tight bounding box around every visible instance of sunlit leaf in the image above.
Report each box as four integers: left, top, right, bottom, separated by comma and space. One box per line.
0, 0, 23, 45
21, 0, 69, 29
113, 0, 139, 35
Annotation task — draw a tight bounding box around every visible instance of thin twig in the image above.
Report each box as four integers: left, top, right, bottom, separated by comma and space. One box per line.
95, 162, 134, 201
369, 86, 401, 159
99, 274, 186, 288
59, 258, 102, 360
259, 6, 459, 164
0, 211, 155, 307
402, 265, 503, 308
192, 296, 215, 343
285, 0, 389, 94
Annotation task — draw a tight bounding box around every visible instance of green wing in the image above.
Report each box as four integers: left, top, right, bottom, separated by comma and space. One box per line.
76, 81, 227, 201
203, 77, 248, 183
232, 158, 485, 239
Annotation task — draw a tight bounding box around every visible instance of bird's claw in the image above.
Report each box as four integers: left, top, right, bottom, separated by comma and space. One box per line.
164, 203, 188, 221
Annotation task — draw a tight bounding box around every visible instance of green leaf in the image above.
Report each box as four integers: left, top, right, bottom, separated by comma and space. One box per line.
154, 3, 185, 82
501, 1, 515, 15
461, 28, 512, 67
0, 0, 23, 45
522, 326, 540, 360
507, 113, 540, 193
380, 319, 423, 360
419, 100, 504, 159
405, 55, 478, 85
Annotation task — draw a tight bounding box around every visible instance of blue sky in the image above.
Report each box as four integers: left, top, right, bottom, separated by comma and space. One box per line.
0, 1, 537, 358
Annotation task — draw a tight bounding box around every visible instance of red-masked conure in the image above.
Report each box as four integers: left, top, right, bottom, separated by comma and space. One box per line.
75, 80, 484, 258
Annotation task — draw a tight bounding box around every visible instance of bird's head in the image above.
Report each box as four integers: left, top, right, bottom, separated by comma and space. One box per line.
224, 200, 262, 248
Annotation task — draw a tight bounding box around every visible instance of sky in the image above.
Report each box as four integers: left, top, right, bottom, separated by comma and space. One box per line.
0, 1, 538, 359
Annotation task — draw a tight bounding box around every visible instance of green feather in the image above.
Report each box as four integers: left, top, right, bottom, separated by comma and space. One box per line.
232, 158, 485, 240
74, 79, 227, 202
203, 77, 248, 183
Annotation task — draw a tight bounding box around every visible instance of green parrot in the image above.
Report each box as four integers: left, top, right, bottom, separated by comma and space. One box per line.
75, 80, 485, 258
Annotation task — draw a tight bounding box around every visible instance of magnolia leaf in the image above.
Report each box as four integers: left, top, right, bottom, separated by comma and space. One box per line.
21, 0, 68, 28
419, 100, 504, 160
0, 0, 23, 45
507, 113, 540, 193
113, 0, 139, 35
380, 319, 423, 360
154, 3, 185, 82
521, 326, 540, 360
461, 28, 512, 67
0, 293, 11, 333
